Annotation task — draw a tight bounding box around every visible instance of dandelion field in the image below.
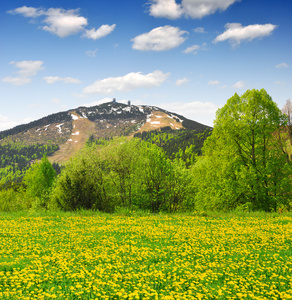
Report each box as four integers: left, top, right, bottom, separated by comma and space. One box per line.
0, 212, 291, 300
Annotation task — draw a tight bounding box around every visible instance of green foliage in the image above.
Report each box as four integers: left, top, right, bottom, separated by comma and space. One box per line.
51, 147, 114, 212
2, 90, 291, 214
134, 127, 211, 165
51, 138, 194, 213
0, 188, 26, 212
193, 89, 292, 211
0, 142, 59, 186
23, 155, 56, 209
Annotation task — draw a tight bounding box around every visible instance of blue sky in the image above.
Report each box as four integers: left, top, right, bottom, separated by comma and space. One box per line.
1, 0, 291, 130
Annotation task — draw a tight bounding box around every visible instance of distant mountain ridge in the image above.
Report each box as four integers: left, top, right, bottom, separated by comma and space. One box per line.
0, 101, 211, 164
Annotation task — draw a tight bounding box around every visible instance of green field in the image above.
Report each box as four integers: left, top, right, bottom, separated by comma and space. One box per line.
0, 211, 291, 299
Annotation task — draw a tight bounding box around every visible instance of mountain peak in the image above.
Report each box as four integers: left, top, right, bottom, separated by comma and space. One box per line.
0, 101, 211, 163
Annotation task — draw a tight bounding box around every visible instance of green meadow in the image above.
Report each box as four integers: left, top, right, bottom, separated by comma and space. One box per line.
0, 211, 291, 299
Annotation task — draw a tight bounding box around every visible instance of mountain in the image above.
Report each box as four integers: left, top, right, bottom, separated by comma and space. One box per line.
0, 101, 212, 169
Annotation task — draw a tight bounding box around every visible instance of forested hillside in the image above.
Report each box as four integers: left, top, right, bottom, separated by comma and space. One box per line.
0, 143, 59, 184
0, 111, 72, 140
134, 126, 212, 165
0, 90, 291, 214
0, 101, 210, 177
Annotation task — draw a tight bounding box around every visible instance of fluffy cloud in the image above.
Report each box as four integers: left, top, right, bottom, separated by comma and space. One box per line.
183, 43, 206, 55
276, 62, 288, 69
233, 80, 245, 89
149, 0, 183, 19
161, 101, 219, 126
183, 45, 200, 54
9, 7, 87, 37
175, 77, 190, 86
41, 8, 87, 37
148, 0, 239, 19
11, 60, 44, 77
83, 70, 169, 94
2, 60, 44, 86
8, 6, 43, 18
214, 23, 277, 46
182, 0, 239, 18
8, 6, 114, 39
132, 26, 187, 51
43, 76, 81, 84
83, 24, 116, 40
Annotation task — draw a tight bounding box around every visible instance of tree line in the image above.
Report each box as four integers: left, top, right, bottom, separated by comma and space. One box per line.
0, 143, 59, 186
0, 89, 291, 213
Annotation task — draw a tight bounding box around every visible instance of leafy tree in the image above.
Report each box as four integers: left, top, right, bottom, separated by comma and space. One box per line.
193, 89, 292, 211
23, 155, 56, 208
139, 143, 172, 212
51, 137, 194, 213
136, 142, 193, 212
51, 147, 113, 212
105, 138, 141, 207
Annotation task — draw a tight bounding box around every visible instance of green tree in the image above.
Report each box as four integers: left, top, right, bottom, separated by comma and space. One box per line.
140, 143, 171, 212
105, 138, 142, 207
51, 147, 113, 212
23, 155, 56, 208
193, 89, 292, 211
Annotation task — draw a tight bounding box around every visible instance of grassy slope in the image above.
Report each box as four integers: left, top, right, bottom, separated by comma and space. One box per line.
49, 113, 96, 164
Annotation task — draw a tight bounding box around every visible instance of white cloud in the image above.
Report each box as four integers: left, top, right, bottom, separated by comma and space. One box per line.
276, 62, 288, 69
194, 27, 206, 33
148, 0, 239, 19
183, 43, 206, 54
176, 77, 190, 86
11, 60, 44, 77
208, 80, 220, 85
2, 60, 44, 86
0, 114, 34, 131
83, 24, 116, 40
132, 26, 187, 51
83, 70, 170, 94
2, 76, 32, 86
8, 7, 88, 38
161, 101, 219, 126
8, 6, 43, 18
42, 8, 87, 38
0, 115, 19, 131
182, 0, 239, 18
149, 0, 183, 19
43, 76, 81, 84
85, 49, 98, 57
214, 23, 277, 46
183, 44, 200, 54
233, 80, 245, 89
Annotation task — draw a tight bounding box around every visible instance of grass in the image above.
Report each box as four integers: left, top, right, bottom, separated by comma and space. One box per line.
0, 211, 291, 299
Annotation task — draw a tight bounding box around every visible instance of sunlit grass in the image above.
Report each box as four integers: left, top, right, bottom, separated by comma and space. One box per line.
0, 211, 291, 299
